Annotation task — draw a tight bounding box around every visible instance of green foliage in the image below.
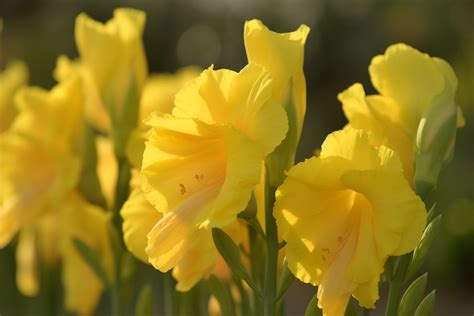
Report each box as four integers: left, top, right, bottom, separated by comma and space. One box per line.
398, 273, 428, 316
212, 228, 260, 295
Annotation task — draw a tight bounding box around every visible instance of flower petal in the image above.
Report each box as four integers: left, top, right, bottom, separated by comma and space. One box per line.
369, 43, 445, 129
121, 188, 162, 263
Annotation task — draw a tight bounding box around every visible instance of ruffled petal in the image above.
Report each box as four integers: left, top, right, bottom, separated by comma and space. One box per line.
368, 43, 450, 134
341, 170, 426, 258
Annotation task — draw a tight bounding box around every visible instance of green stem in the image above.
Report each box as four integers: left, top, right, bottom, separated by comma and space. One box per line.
112, 157, 131, 226
385, 254, 411, 316
264, 181, 278, 316
249, 226, 263, 315
111, 282, 122, 316
110, 156, 130, 316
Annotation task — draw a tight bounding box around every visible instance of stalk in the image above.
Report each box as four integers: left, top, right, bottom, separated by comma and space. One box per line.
263, 179, 278, 316
385, 253, 411, 316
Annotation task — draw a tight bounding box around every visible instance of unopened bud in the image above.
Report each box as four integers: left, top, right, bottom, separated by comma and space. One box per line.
414, 91, 457, 196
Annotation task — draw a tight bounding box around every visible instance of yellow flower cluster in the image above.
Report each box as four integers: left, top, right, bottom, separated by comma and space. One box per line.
0, 7, 463, 316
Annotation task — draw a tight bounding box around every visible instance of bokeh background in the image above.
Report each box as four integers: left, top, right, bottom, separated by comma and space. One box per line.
1, 0, 473, 315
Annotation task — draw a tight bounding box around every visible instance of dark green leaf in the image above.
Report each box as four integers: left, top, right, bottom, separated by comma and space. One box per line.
414, 290, 435, 316
212, 228, 260, 295
406, 216, 442, 281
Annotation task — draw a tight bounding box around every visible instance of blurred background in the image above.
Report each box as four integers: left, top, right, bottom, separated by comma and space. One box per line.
1, 0, 473, 315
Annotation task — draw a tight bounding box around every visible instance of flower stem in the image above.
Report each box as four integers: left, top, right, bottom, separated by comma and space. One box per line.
385, 254, 411, 316
264, 179, 278, 316
110, 156, 130, 316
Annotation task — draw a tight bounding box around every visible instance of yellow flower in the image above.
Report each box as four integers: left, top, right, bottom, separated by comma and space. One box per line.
60, 194, 115, 315
122, 64, 287, 286
14, 193, 114, 316
244, 20, 310, 185
0, 74, 114, 315
126, 66, 201, 168
274, 128, 426, 316
75, 8, 147, 136
0, 60, 28, 132
338, 43, 464, 182
0, 76, 83, 247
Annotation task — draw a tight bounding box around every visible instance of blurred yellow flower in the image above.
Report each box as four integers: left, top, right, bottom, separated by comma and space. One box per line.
0, 75, 114, 315
0, 60, 28, 133
75, 8, 147, 134
126, 64, 287, 284
126, 66, 201, 169
274, 128, 426, 316
244, 19, 310, 185
15, 193, 114, 316
338, 43, 464, 182
0, 76, 83, 246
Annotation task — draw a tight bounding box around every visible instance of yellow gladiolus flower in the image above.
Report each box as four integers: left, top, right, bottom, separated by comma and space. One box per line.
143, 64, 287, 224
75, 8, 147, 142
274, 128, 426, 316
0, 74, 114, 315
244, 19, 310, 185
0, 77, 83, 247
0, 60, 28, 132
60, 194, 115, 315
14, 193, 114, 316
339, 43, 464, 184
128, 63, 287, 284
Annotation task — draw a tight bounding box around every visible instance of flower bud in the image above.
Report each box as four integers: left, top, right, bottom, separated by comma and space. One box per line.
414, 85, 458, 196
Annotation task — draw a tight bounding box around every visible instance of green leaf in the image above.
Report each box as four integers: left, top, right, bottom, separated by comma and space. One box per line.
414, 290, 435, 316
275, 257, 295, 303
212, 228, 260, 295
304, 295, 322, 316
426, 203, 438, 223
406, 215, 442, 281
207, 275, 235, 316
398, 273, 428, 316
135, 285, 153, 316
72, 238, 111, 288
